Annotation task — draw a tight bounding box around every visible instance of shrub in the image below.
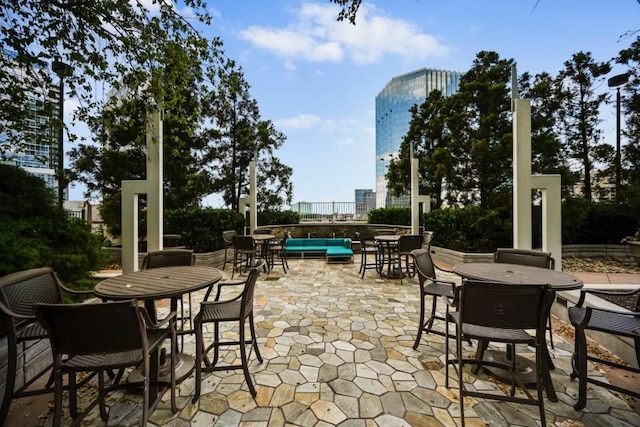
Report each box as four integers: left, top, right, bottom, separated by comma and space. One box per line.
164, 207, 245, 252
258, 210, 300, 226
0, 165, 108, 285
368, 207, 411, 225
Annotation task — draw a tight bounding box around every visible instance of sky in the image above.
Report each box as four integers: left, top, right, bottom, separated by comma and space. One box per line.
67, 0, 640, 207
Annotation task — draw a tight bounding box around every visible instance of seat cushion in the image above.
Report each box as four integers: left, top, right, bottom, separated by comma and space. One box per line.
326, 247, 353, 257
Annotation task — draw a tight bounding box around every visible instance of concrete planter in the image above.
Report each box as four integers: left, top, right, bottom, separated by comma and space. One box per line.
627, 241, 640, 266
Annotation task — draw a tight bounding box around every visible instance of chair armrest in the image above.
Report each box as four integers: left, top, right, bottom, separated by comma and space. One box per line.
140, 308, 177, 329
433, 261, 454, 274
0, 300, 34, 321
58, 281, 95, 297
214, 279, 247, 301
575, 288, 640, 308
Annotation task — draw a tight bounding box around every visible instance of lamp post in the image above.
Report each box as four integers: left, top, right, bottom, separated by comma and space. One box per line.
607, 72, 630, 204
51, 60, 72, 208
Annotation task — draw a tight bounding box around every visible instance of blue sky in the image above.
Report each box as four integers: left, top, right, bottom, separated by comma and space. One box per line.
68, 1, 640, 206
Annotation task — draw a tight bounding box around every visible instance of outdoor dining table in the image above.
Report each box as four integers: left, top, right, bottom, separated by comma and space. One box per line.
374, 235, 402, 279
93, 265, 223, 397
250, 233, 275, 270
452, 262, 583, 402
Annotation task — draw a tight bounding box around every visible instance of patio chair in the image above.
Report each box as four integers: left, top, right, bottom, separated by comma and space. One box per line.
494, 248, 557, 348
222, 230, 237, 270
396, 235, 423, 282
232, 235, 258, 278
0, 267, 94, 423
192, 262, 265, 400
358, 233, 381, 279
444, 280, 554, 426
568, 287, 640, 410
34, 299, 177, 427
142, 249, 196, 352
411, 248, 458, 349
268, 236, 289, 274
422, 231, 434, 251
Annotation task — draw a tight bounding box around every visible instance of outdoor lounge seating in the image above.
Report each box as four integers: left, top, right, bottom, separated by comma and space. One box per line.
192, 263, 264, 400
445, 280, 555, 426
0, 267, 95, 423
568, 287, 640, 410
284, 238, 353, 262
411, 248, 457, 349
34, 299, 177, 427
494, 247, 557, 348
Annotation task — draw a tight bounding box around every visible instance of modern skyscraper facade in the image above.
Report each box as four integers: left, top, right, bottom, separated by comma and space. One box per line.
355, 188, 376, 219
0, 50, 61, 196
375, 68, 462, 208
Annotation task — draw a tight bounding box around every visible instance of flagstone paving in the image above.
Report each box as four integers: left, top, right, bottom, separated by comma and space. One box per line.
32, 259, 640, 426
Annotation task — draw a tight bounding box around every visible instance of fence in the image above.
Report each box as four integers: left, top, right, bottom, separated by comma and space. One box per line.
290, 202, 372, 223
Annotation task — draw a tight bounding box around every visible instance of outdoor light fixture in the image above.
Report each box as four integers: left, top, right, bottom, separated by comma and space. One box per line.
51, 60, 72, 208
607, 72, 630, 204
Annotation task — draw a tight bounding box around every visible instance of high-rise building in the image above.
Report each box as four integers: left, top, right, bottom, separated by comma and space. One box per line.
0, 50, 61, 197
375, 68, 462, 208
355, 189, 376, 219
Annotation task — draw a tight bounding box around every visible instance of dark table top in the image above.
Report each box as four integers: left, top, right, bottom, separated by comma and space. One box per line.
94, 266, 223, 301
453, 262, 583, 290
374, 235, 400, 242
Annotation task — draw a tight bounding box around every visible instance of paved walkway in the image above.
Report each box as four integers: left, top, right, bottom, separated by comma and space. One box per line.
6, 259, 640, 426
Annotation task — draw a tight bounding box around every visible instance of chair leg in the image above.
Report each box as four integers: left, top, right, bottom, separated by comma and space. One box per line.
192, 316, 203, 404
414, 292, 427, 349
249, 314, 263, 363
53, 367, 64, 427
572, 328, 589, 410
98, 371, 108, 421
239, 320, 257, 397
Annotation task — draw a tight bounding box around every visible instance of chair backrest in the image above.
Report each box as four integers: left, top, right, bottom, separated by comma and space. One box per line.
34, 300, 145, 356
222, 230, 237, 245
240, 266, 262, 317
234, 235, 256, 251
411, 248, 437, 282
422, 231, 434, 249
494, 248, 554, 270
398, 235, 423, 253
459, 280, 553, 331
0, 267, 64, 332
142, 249, 195, 270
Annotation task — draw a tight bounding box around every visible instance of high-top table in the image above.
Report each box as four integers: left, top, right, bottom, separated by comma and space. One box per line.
94, 266, 223, 395
374, 235, 401, 279
250, 234, 275, 271
452, 262, 583, 401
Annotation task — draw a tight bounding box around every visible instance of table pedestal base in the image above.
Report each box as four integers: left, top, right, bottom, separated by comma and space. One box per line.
129, 353, 195, 384
479, 350, 536, 387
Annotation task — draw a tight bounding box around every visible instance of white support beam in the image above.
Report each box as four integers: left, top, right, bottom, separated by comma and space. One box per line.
411, 157, 420, 234
249, 160, 257, 233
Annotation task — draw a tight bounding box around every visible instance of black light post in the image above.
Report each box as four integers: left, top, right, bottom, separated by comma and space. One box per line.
607, 72, 630, 204
51, 60, 72, 208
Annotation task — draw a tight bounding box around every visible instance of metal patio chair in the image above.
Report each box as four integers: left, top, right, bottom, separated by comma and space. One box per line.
34, 299, 177, 427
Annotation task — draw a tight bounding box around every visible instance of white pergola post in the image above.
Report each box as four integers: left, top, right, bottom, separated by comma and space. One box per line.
411, 157, 420, 234
121, 106, 164, 273
249, 160, 257, 233
513, 97, 562, 270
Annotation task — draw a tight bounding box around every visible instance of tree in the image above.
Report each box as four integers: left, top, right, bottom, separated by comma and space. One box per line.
0, 0, 211, 152
68, 41, 219, 236
556, 52, 612, 202
617, 35, 640, 205
519, 71, 575, 196
203, 60, 293, 212
0, 164, 106, 283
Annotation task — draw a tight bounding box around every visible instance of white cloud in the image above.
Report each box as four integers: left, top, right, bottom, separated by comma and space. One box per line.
239, 2, 450, 66
276, 114, 361, 135
276, 114, 323, 129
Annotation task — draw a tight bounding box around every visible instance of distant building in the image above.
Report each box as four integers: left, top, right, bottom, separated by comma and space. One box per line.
375, 68, 462, 208
0, 50, 62, 197
355, 189, 376, 219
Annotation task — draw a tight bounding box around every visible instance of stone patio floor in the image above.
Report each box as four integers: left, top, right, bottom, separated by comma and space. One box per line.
7, 258, 640, 426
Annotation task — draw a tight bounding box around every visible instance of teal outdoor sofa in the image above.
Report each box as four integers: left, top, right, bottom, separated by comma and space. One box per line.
284, 238, 353, 263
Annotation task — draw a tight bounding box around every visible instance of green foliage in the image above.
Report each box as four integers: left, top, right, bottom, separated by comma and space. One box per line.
258, 210, 301, 226
368, 207, 411, 226
164, 208, 245, 253
559, 200, 640, 244
0, 165, 108, 284
423, 206, 512, 252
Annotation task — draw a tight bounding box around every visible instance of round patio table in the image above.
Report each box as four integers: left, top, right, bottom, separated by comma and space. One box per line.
452, 262, 583, 402
94, 266, 222, 386
374, 235, 401, 279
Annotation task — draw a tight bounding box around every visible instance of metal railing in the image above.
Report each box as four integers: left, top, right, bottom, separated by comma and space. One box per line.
290, 202, 372, 223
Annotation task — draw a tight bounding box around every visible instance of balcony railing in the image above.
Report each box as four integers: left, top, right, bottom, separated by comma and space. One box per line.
290, 202, 372, 223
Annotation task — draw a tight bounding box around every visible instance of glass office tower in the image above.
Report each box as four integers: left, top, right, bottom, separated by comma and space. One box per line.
0, 50, 61, 195
375, 68, 462, 208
